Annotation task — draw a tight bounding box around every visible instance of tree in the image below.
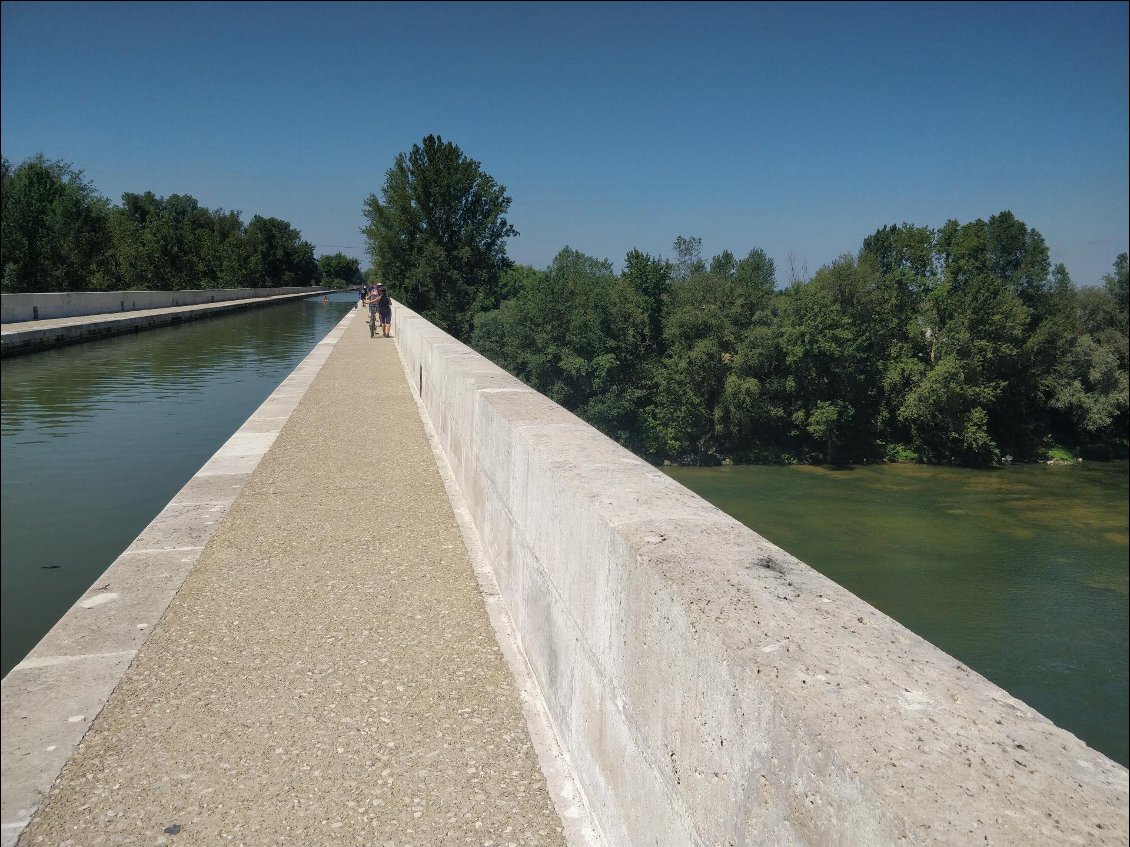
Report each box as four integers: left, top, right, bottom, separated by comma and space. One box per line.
1045, 254, 1130, 457
473, 248, 654, 451
621, 249, 672, 356
644, 241, 778, 462
671, 235, 705, 281
318, 252, 362, 288
107, 192, 228, 290
929, 211, 1060, 460
245, 215, 318, 287
1104, 252, 1128, 318
763, 256, 889, 463
361, 134, 518, 339
2, 154, 111, 292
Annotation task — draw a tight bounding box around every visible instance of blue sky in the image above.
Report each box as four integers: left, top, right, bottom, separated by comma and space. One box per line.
2, 1, 1127, 286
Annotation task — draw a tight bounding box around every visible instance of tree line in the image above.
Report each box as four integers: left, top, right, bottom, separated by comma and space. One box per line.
1, 154, 363, 293
363, 136, 1127, 466
5, 142, 1125, 466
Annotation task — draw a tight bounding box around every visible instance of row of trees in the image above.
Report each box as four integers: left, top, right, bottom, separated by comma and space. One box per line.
1, 154, 363, 293
363, 137, 1127, 466
7, 141, 1125, 465
471, 235, 1127, 465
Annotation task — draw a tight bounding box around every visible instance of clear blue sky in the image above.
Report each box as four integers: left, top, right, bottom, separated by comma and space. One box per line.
3, 1, 1127, 286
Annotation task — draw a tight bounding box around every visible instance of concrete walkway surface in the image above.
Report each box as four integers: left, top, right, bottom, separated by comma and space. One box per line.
12, 308, 572, 846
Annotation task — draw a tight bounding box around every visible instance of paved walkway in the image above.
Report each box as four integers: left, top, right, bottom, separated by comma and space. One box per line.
16, 308, 568, 846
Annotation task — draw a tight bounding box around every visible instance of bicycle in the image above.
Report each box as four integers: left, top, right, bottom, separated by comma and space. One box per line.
368, 308, 377, 338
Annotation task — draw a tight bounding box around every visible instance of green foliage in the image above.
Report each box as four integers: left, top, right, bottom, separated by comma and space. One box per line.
1046, 444, 1076, 462
883, 443, 920, 463
1044, 256, 1129, 457
318, 253, 362, 288
2, 154, 111, 292
107, 192, 253, 290
473, 247, 653, 450
775, 256, 890, 462
471, 222, 1126, 468
244, 216, 318, 288
4, 146, 1125, 466
644, 242, 778, 462
1105, 253, 1129, 316
361, 134, 517, 340
2, 152, 320, 293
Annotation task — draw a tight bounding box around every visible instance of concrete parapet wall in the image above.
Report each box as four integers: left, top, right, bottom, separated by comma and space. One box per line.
392, 304, 1129, 847
1, 287, 321, 323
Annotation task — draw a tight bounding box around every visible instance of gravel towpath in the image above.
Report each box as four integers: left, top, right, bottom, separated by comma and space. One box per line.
18, 308, 568, 847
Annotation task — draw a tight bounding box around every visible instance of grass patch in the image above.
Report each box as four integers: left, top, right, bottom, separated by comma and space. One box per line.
1046, 444, 1076, 462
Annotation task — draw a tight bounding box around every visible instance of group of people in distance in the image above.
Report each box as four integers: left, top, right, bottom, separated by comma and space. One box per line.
358, 282, 392, 337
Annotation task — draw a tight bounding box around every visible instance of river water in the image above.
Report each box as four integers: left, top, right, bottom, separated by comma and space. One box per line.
665, 461, 1129, 767
1, 292, 356, 678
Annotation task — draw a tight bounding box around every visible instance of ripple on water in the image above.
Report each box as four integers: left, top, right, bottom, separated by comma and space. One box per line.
1, 297, 354, 680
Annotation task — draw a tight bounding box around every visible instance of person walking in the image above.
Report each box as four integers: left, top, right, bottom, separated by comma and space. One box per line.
375, 283, 392, 337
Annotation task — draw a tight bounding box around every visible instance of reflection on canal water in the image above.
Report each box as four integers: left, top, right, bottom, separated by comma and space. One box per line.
1, 293, 355, 678
665, 461, 1129, 767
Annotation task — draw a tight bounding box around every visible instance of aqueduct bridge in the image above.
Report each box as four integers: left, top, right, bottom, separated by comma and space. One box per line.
1, 292, 1127, 846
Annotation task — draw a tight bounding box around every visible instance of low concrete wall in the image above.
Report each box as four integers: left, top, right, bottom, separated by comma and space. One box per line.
1, 287, 321, 323
392, 304, 1129, 847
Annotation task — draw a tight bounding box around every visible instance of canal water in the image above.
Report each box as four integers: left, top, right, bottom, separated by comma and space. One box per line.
1, 292, 356, 678
665, 462, 1129, 767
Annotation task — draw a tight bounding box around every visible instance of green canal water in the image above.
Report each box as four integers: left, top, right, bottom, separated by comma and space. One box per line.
665, 461, 1129, 767
1, 293, 356, 679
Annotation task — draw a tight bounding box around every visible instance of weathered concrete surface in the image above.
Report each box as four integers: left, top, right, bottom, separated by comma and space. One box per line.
1, 287, 328, 323
7, 308, 575, 846
393, 304, 1130, 847
0, 290, 329, 356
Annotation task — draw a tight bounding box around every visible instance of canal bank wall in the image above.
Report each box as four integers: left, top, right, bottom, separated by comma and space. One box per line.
1, 287, 327, 323
392, 303, 1129, 845
0, 288, 331, 356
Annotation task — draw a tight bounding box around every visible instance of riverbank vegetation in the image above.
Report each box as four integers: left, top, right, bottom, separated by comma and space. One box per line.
361, 137, 1127, 467
470, 237, 1127, 466
1, 154, 362, 292
5, 145, 1125, 467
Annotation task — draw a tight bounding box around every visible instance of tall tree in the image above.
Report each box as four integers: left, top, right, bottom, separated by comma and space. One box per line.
245, 215, 318, 288
107, 192, 224, 290
318, 252, 362, 288
1046, 254, 1130, 457
1104, 252, 1129, 317
1, 154, 111, 292
361, 135, 518, 339
671, 235, 706, 281
752, 255, 889, 463
473, 248, 653, 450
645, 242, 777, 462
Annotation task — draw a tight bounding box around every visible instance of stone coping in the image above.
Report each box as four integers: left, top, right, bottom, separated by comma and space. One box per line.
1, 291, 330, 357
